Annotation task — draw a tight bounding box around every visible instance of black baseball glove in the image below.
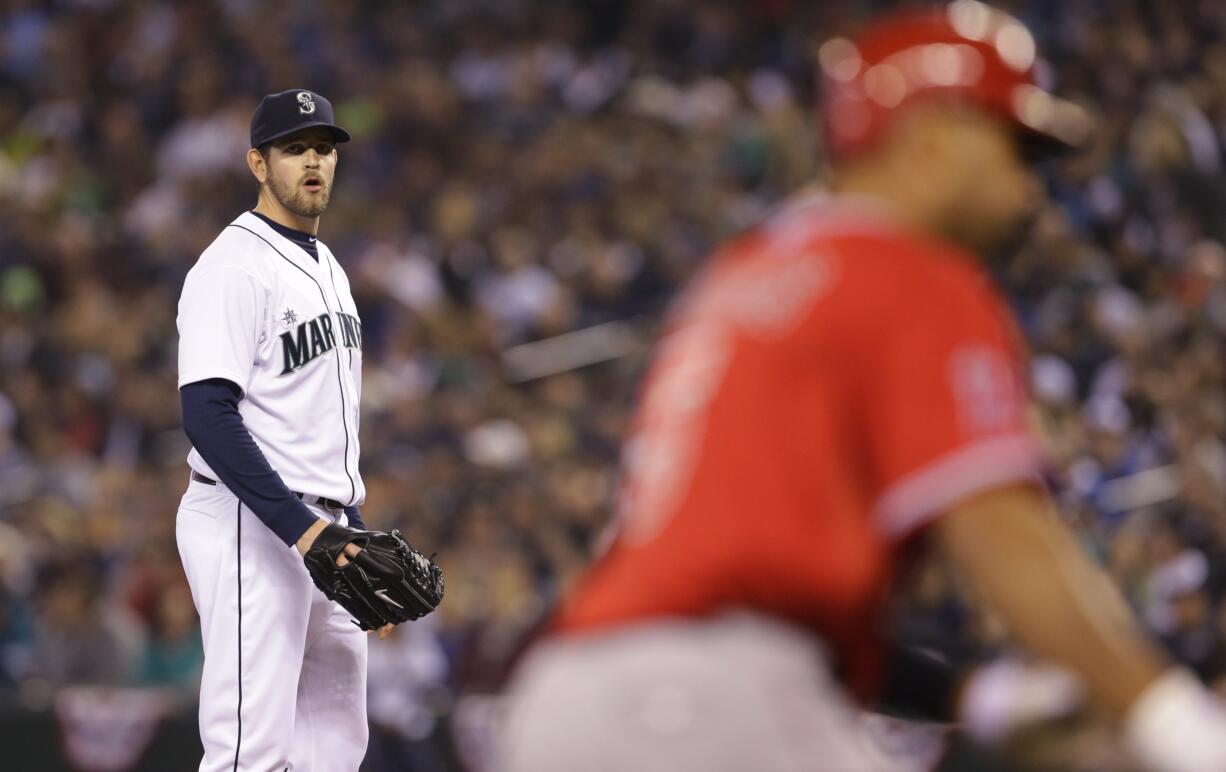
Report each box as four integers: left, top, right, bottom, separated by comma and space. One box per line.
303, 522, 444, 630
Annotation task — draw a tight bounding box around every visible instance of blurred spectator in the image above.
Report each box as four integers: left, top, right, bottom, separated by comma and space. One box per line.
30, 560, 144, 690
0, 523, 35, 692
365, 617, 452, 772
137, 581, 202, 696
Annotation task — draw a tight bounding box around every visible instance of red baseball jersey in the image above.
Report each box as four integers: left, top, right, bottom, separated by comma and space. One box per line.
553, 195, 1044, 689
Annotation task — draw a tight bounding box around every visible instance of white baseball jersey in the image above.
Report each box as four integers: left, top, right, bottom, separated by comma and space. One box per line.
177, 210, 365, 505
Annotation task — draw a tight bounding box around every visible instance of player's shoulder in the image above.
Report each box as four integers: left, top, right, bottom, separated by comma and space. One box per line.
190, 212, 283, 279
763, 195, 1000, 305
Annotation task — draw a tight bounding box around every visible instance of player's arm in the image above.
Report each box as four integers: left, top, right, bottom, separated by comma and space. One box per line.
937, 484, 1226, 771
180, 377, 322, 549
860, 265, 1226, 770
936, 483, 1161, 715
177, 264, 328, 553
181, 378, 406, 638
343, 504, 366, 530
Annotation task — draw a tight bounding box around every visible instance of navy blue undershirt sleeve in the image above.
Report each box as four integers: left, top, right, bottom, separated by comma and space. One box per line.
180, 378, 319, 546
344, 504, 366, 530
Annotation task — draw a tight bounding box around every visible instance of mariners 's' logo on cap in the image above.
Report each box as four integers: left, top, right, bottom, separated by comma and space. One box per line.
296, 91, 316, 115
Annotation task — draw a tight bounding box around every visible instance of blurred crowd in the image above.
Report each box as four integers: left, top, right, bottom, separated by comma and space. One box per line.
4, 0, 1226, 766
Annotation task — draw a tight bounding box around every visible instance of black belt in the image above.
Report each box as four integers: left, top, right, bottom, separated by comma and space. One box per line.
190, 470, 347, 511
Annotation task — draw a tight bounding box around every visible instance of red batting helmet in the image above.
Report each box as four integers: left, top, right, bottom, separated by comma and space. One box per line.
819, 0, 1090, 160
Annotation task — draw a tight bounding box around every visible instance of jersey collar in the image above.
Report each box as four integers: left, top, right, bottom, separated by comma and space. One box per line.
249, 210, 320, 262
234, 211, 327, 273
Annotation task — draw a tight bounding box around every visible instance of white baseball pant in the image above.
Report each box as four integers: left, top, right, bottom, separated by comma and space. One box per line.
176, 475, 369, 772
499, 611, 931, 772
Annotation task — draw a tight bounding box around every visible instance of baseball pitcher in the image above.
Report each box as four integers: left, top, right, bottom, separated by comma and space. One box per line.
174, 89, 442, 772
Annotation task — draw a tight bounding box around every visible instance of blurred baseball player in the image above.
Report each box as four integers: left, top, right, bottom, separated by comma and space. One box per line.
174, 89, 441, 772
500, 4, 1226, 771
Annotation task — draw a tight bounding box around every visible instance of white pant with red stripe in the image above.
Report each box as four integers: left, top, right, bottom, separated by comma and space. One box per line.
499, 612, 938, 772
176, 476, 369, 772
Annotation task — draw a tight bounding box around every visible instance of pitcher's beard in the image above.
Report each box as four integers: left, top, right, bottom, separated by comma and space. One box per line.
267, 172, 330, 218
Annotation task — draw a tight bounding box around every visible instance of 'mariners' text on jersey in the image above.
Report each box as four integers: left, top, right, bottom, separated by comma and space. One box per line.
280, 312, 362, 375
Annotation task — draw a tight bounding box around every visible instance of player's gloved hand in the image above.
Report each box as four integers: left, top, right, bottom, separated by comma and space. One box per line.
1124, 668, 1226, 772
302, 522, 444, 631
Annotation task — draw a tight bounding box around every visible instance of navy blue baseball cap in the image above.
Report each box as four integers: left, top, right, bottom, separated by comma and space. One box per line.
250, 89, 351, 149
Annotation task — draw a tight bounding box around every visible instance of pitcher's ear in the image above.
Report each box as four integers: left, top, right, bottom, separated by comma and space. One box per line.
247, 147, 268, 183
